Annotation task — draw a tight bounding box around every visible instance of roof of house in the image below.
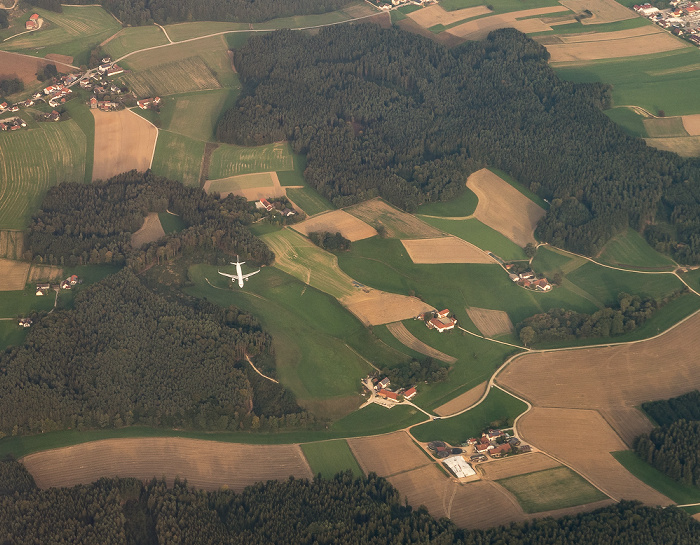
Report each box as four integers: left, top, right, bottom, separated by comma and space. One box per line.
30, 13, 39, 19
437, 308, 450, 316
378, 389, 398, 400
404, 387, 416, 398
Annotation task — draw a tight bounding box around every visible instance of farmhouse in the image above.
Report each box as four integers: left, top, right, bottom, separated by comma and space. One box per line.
377, 389, 398, 402
259, 198, 274, 212
489, 443, 512, 458
427, 317, 457, 332
25, 13, 40, 30
106, 65, 124, 76
89, 97, 97, 109
0, 102, 7, 112
137, 97, 161, 109
18, 318, 32, 328
98, 63, 112, 74
404, 387, 417, 400
377, 377, 391, 389
443, 456, 476, 479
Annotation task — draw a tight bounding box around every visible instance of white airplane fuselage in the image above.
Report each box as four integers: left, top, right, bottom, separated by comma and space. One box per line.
218, 257, 260, 288
234, 261, 245, 288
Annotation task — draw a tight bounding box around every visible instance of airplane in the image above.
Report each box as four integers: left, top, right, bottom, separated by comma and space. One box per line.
218, 256, 260, 288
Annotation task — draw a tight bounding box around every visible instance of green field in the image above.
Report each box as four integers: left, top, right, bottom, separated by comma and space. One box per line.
439, 0, 560, 14
0, 286, 56, 318
158, 212, 186, 234
150, 131, 205, 187
0, 321, 28, 352
531, 246, 587, 278
612, 450, 700, 505
596, 228, 676, 270
604, 107, 648, 138
301, 440, 364, 479
419, 217, 527, 261
124, 57, 221, 97
186, 264, 409, 419
555, 48, 700, 117
277, 153, 307, 186
209, 142, 295, 179
0, 6, 120, 66
286, 187, 335, 216
102, 26, 169, 60
0, 121, 86, 229
206, 173, 275, 194
63, 96, 95, 184
416, 188, 479, 217
411, 387, 527, 444
643, 116, 688, 138
497, 467, 608, 513
161, 88, 240, 142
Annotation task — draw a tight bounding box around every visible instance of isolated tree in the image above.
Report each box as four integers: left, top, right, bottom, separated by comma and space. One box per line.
520, 326, 536, 347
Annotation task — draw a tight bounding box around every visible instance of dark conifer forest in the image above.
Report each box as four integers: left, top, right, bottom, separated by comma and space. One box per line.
217, 25, 700, 260
0, 461, 698, 545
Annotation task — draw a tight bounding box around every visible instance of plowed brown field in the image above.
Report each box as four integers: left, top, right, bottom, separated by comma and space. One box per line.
292, 210, 377, 241
401, 237, 493, 264
347, 431, 430, 476
545, 30, 686, 62
0, 51, 75, 84
92, 109, 158, 181
28, 264, 63, 283
22, 438, 312, 492
466, 307, 515, 337
345, 198, 445, 239
434, 381, 488, 416
386, 321, 457, 363
466, 169, 545, 247
559, 0, 636, 24
682, 114, 700, 136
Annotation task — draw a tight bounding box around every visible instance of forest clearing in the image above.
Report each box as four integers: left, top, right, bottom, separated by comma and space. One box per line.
21, 437, 313, 492
130, 212, 166, 249
345, 198, 446, 239
401, 237, 493, 264
92, 109, 157, 181
466, 307, 515, 337
386, 321, 457, 363
467, 169, 545, 247
291, 210, 378, 241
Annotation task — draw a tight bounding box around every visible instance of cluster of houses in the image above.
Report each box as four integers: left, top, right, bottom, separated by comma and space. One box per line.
256, 198, 297, 218
417, 308, 458, 332
88, 96, 121, 112
97, 58, 124, 77
38, 110, 61, 122
467, 429, 532, 459
0, 117, 27, 131
137, 97, 161, 110
25, 13, 41, 30
371, 0, 434, 9
634, 1, 700, 45
18, 318, 32, 328
42, 82, 73, 108
59, 275, 81, 290
371, 376, 417, 403
506, 266, 552, 292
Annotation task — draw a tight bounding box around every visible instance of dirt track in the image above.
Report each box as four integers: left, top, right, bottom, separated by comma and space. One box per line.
92, 109, 158, 181
22, 437, 312, 492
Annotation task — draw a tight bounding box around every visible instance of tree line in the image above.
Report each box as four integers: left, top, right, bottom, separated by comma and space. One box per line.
379, 357, 448, 389
27, 0, 350, 26
308, 231, 351, 251
1, 460, 699, 544
0, 268, 315, 437
642, 390, 700, 427
217, 25, 700, 261
517, 292, 667, 345
26, 171, 274, 271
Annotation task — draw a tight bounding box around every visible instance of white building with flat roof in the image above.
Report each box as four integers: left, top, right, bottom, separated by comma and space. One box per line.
443, 456, 476, 479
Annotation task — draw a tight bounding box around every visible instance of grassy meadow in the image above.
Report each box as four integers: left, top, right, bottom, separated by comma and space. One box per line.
102, 26, 169, 60
301, 440, 364, 478
151, 131, 205, 187
439, 0, 560, 14
604, 107, 648, 138
209, 142, 295, 178
596, 228, 676, 270
286, 187, 335, 216
416, 188, 479, 217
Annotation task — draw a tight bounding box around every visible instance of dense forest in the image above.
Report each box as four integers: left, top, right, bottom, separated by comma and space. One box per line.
26, 171, 273, 270
634, 420, 700, 487
27, 0, 351, 25
0, 268, 313, 436
642, 390, 700, 427
0, 460, 698, 544
218, 25, 700, 261
517, 293, 663, 345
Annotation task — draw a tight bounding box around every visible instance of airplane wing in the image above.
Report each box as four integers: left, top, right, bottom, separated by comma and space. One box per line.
241, 270, 260, 280
218, 271, 240, 280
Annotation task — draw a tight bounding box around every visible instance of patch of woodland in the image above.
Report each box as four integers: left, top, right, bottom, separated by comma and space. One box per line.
0, 458, 36, 496
0, 78, 23, 100
308, 231, 351, 252
26, 170, 274, 271
218, 25, 700, 261
0, 461, 699, 544
378, 357, 448, 390
0, 268, 314, 437
634, 420, 700, 488
516, 291, 679, 346
643, 390, 700, 427
27, 0, 350, 25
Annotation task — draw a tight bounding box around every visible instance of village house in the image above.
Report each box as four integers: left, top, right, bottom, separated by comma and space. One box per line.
106, 65, 124, 76
281, 208, 296, 217
377, 377, 391, 390
489, 443, 512, 458
258, 198, 274, 212
436, 309, 450, 319
25, 13, 40, 30
18, 318, 32, 328
137, 97, 161, 109
80, 79, 92, 89
426, 316, 457, 332
89, 97, 98, 109
377, 389, 398, 402
404, 386, 417, 400
98, 63, 112, 74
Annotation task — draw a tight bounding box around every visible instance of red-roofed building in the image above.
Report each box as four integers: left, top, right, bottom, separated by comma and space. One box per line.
378, 389, 398, 401
427, 317, 456, 332
404, 387, 417, 400
106, 64, 124, 76
490, 443, 512, 458
259, 198, 274, 212
436, 309, 450, 318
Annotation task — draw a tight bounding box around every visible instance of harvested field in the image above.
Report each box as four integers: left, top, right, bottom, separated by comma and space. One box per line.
45, 53, 73, 65
204, 172, 281, 200
559, 0, 636, 24
599, 407, 654, 447
131, 212, 165, 249
401, 237, 492, 264
343, 291, 434, 327
466, 307, 515, 337
555, 26, 662, 43
545, 30, 687, 62
479, 452, 561, 480
406, 4, 491, 27
434, 381, 488, 417
0, 259, 30, 291
27, 264, 63, 283
22, 437, 313, 492
124, 57, 220, 97
682, 114, 700, 136
467, 169, 545, 247
92, 109, 157, 181
0, 231, 24, 260
445, 6, 569, 40
645, 136, 700, 157
292, 210, 378, 242
516, 408, 672, 505
347, 431, 430, 476
345, 198, 446, 239
386, 321, 457, 363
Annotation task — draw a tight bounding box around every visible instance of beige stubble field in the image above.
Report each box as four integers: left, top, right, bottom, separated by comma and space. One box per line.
401, 237, 493, 264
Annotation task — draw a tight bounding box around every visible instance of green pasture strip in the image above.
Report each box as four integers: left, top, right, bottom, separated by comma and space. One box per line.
398, 4, 423, 14
372, 324, 427, 361
682, 505, 700, 515
209, 141, 294, 178
277, 152, 308, 186
151, 131, 205, 187
163, 88, 240, 142
612, 450, 700, 504
410, 387, 527, 444
391, 10, 409, 22
681, 268, 700, 292
416, 188, 478, 217
102, 26, 169, 60
0, 6, 121, 66
124, 57, 221, 97
122, 35, 227, 70
604, 107, 648, 138
566, 261, 683, 307
165, 22, 249, 43
207, 173, 275, 195
0, 405, 429, 460
0, 286, 56, 318
158, 212, 185, 234
596, 228, 676, 270
440, 0, 561, 14
186, 265, 409, 419
0, 321, 27, 352
0, 120, 86, 229
419, 217, 526, 261
399, 319, 521, 410
336, 237, 597, 324
249, 222, 283, 236
63, 97, 95, 184
531, 246, 586, 278
488, 168, 548, 210
286, 187, 335, 216
497, 466, 608, 513
301, 440, 363, 479
531, 16, 649, 36
643, 116, 688, 138
554, 48, 700, 117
